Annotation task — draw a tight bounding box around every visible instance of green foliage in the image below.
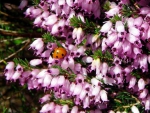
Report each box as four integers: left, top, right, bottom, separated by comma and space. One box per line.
110, 15, 122, 24
42, 33, 62, 47
13, 58, 31, 70
103, 0, 111, 11
110, 91, 142, 112
122, 5, 133, 17
70, 16, 99, 34
92, 50, 113, 63
131, 70, 141, 79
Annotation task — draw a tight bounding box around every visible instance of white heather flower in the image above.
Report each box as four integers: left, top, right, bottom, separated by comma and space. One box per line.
83, 96, 90, 108
115, 21, 125, 33
139, 89, 148, 99
129, 26, 140, 37
100, 90, 108, 102
62, 104, 69, 113
138, 78, 146, 90
72, 83, 83, 96
45, 14, 58, 26
100, 21, 112, 33
30, 59, 42, 66
42, 73, 52, 87
71, 106, 78, 113
91, 78, 101, 86
131, 105, 140, 113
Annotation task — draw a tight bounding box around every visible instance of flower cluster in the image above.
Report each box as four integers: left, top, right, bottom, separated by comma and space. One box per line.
4, 0, 150, 112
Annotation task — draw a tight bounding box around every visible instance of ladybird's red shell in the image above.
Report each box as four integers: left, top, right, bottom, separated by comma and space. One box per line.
52, 47, 67, 59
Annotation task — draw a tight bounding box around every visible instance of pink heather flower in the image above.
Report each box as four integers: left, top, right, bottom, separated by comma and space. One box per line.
30, 8, 42, 18
90, 85, 101, 97
111, 40, 123, 55
69, 82, 76, 95
101, 38, 107, 51
48, 68, 60, 76
140, 7, 150, 15
66, 0, 74, 7
82, 56, 93, 63
50, 77, 59, 88
145, 96, 150, 110
105, 6, 120, 17
139, 54, 148, 72
91, 78, 101, 86
100, 90, 108, 102
83, 96, 90, 108
30, 59, 42, 66
101, 62, 109, 76
33, 15, 43, 26
36, 69, 47, 78
129, 26, 140, 37
110, 64, 122, 76
108, 110, 115, 113
102, 76, 116, 85
72, 83, 83, 96
45, 14, 58, 26
42, 73, 53, 87
39, 94, 51, 103
75, 74, 85, 84
131, 105, 140, 113
134, 17, 143, 27
18, 0, 28, 10
106, 32, 118, 47
57, 76, 65, 87
138, 78, 146, 90
122, 40, 132, 56
62, 104, 69, 113
115, 21, 125, 33
128, 76, 137, 89
127, 17, 135, 28
40, 102, 55, 113
100, 21, 112, 33
71, 106, 78, 113
147, 26, 150, 40
139, 89, 148, 99
61, 57, 75, 70
54, 105, 62, 113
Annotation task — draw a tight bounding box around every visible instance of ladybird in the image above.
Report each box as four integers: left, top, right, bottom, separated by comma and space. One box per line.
52, 47, 67, 59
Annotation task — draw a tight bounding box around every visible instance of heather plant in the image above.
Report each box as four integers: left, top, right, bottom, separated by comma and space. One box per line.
2, 0, 150, 113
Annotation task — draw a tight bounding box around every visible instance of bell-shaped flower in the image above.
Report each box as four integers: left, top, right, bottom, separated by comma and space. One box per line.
127, 17, 134, 28
72, 83, 83, 96
50, 77, 59, 88
39, 94, 51, 103
100, 21, 112, 33
100, 90, 108, 102
90, 85, 101, 97
115, 21, 125, 33
131, 105, 140, 113
71, 106, 78, 113
140, 7, 150, 15
57, 76, 65, 87
106, 32, 118, 47
129, 26, 140, 37
42, 73, 52, 87
134, 16, 143, 27
139, 89, 148, 99
61, 57, 74, 70
48, 68, 60, 76
145, 96, 150, 110
30, 59, 42, 66
128, 76, 137, 89
91, 78, 101, 86
139, 54, 148, 72
18, 0, 28, 10
62, 104, 69, 113
83, 96, 90, 108
55, 105, 62, 113
45, 14, 58, 26
138, 78, 146, 90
